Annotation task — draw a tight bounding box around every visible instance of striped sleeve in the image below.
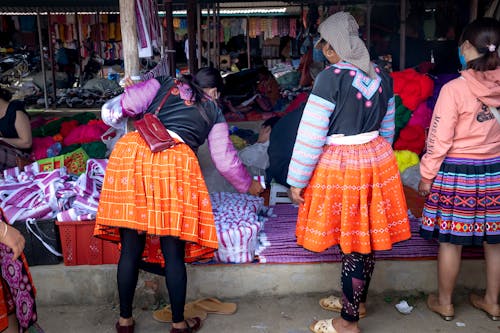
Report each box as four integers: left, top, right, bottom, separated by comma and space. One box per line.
286, 94, 334, 188
379, 95, 395, 144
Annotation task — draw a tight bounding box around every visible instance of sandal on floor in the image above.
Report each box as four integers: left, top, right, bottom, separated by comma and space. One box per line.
192, 297, 237, 315
309, 319, 338, 333
319, 296, 366, 318
170, 317, 202, 333
153, 304, 208, 323
426, 294, 454, 321
469, 293, 500, 321
115, 321, 135, 333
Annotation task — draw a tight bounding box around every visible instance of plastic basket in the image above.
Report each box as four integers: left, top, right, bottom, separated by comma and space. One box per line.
12, 218, 61, 266
56, 220, 120, 266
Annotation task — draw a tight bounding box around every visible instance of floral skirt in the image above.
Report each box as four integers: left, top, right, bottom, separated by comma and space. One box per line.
420, 156, 500, 245
296, 137, 411, 254
94, 132, 218, 263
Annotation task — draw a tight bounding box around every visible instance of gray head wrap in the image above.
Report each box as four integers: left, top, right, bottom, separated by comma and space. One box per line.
317, 12, 376, 79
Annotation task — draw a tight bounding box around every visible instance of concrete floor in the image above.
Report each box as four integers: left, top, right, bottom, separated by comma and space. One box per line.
36, 292, 499, 333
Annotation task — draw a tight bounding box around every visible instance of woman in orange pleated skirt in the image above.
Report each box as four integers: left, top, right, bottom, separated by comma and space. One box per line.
95, 69, 262, 333
287, 12, 411, 333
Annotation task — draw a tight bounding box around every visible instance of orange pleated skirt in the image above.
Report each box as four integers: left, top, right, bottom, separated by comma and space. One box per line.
94, 131, 218, 263
296, 136, 411, 254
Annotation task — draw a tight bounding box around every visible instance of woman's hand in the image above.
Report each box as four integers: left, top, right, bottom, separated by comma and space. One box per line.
248, 179, 264, 196
257, 126, 272, 143
289, 186, 305, 205
418, 180, 432, 197
0, 223, 25, 261
122, 76, 136, 88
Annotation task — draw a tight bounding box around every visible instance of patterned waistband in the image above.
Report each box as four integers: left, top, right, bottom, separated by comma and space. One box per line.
326, 131, 379, 145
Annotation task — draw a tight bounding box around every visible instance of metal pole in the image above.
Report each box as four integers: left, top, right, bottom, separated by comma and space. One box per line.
187, 0, 198, 73
164, 0, 175, 76
366, 0, 372, 54
470, 0, 479, 22
36, 11, 48, 109
75, 12, 82, 86
206, 3, 211, 67
246, 16, 251, 69
399, 0, 406, 70
197, 2, 202, 69
47, 12, 57, 108
96, 11, 103, 78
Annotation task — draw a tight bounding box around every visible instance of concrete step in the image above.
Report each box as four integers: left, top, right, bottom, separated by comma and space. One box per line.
30, 259, 486, 307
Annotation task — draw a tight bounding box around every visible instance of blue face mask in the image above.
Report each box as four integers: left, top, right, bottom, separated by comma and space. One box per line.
458, 47, 467, 69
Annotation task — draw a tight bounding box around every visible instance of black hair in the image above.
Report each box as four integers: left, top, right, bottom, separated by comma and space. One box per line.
177, 66, 224, 104
178, 67, 223, 123
460, 17, 500, 72
0, 88, 12, 102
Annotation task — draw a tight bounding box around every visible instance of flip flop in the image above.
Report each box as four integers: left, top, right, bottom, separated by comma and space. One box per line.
319, 296, 366, 318
309, 319, 338, 333
192, 297, 237, 315
153, 303, 208, 323
469, 293, 500, 321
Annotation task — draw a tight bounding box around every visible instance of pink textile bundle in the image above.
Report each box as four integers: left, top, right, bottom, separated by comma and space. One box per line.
121, 78, 161, 118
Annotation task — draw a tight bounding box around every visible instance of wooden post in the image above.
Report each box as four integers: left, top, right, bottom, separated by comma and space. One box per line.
164, 0, 176, 76
187, 0, 197, 73
470, 0, 479, 22
37, 11, 49, 109
399, 0, 406, 70
197, 3, 202, 69
119, 0, 140, 77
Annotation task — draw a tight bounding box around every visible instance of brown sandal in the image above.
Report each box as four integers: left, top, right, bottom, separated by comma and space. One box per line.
427, 294, 454, 321
469, 293, 500, 321
170, 317, 202, 333
115, 321, 135, 333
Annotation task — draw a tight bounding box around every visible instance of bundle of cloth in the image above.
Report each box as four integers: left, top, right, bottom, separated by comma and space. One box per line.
0, 159, 106, 223
210, 192, 265, 264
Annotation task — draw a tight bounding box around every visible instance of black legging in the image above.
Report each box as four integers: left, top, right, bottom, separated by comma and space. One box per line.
118, 228, 187, 323
340, 251, 375, 322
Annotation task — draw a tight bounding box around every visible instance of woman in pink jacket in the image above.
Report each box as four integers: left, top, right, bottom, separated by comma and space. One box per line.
95, 67, 263, 333
419, 18, 500, 322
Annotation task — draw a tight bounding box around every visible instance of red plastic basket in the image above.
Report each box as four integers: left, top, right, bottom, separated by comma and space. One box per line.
56, 220, 120, 266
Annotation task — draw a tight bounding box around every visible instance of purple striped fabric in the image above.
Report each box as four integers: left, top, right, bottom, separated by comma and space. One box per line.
257, 204, 484, 263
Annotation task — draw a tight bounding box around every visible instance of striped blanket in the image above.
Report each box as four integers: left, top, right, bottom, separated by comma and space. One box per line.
256, 204, 484, 264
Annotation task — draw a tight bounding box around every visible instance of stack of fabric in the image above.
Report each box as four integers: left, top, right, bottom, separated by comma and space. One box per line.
210, 192, 265, 263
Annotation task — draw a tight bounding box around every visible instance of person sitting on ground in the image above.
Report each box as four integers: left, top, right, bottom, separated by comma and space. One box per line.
0, 209, 41, 333
237, 116, 281, 177
0, 88, 32, 173
224, 67, 281, 113
266, 61, 325, 188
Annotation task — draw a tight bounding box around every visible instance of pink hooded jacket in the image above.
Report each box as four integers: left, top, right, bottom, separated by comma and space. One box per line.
420, 68, 500, 182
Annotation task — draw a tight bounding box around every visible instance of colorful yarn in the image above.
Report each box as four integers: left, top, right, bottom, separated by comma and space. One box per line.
394, 150, 420, 174
391, 69, 434, 111
393, 125, 426, 156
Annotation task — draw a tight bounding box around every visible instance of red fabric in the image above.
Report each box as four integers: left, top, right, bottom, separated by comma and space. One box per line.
31, 136, 56, 160
391, 69, 434, 111
63, 120, 110, 146
59, 120, 79, 138
393, 125, 426, 156
298, 48, 313, 87
283, 92, 308, 115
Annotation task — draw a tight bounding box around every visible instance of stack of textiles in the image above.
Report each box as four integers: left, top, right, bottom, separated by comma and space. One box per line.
210, 192, 265, 263
0, 159, 107, 223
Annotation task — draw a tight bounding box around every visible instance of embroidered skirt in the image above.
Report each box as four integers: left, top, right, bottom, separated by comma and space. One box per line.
296, 136, 411, 254
94, 131, 218, 263
420, 156, 500, 245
